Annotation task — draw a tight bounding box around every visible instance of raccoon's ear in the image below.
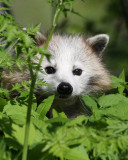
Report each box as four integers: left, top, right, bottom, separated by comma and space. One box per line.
86, 34, 109, 55
23, 28, 47, 46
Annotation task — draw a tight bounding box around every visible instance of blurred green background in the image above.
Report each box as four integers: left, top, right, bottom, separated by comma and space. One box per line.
11, 0, 128, 77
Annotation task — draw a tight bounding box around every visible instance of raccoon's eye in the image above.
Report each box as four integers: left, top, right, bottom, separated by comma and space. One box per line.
45, 66, 56, 74
72, 68, 82, 76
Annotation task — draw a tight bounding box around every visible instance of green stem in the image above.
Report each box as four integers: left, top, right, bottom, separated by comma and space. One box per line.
22, 3, 62, 160
22, 77, 36, 160
35, 6, 61, 78
22, 58, 35, 160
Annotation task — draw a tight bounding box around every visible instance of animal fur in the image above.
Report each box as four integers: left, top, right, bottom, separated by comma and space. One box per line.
1, 33, 111, 119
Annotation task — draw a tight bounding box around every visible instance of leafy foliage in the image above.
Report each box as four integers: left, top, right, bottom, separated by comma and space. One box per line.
1, 74, 128, 160
0, 0, 128, 160
47, 0, 85, 18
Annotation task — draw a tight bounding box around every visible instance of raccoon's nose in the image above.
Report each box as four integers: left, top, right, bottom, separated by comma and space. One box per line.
57, 82, 73, 95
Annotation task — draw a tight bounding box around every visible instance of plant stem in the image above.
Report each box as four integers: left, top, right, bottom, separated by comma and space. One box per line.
22, 77, 36, 160
22, 3, 62, 160
34, 6, 61, 78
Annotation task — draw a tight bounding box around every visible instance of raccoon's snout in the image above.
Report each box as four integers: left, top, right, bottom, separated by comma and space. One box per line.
57, 82, 73, 96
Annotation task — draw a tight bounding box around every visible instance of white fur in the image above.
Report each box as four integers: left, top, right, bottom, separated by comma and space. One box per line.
37, 34, 110, 95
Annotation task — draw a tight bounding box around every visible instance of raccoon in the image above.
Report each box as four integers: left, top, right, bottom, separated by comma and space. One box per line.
1, 33, 111, 119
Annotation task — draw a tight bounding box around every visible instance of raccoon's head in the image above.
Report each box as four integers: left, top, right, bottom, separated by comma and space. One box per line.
36, 34, 111, 99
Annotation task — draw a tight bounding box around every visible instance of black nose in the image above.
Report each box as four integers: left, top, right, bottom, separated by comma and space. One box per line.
57, 82, 73, 95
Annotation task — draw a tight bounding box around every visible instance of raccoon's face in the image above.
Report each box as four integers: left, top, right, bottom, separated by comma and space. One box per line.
37, 34, 111, 99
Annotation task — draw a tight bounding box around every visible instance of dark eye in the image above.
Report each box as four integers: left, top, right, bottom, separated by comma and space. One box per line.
45, 66, 56, 74
73, 68, 82, 76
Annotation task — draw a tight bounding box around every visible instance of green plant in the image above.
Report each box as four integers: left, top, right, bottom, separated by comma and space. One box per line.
0, 0, 128, 160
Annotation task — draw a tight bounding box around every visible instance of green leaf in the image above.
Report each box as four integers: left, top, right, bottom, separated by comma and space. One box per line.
104, 102, 128, 120
64, 147, 89, 160
111, 70, 126, 95
7, 26, 17, 41
119, 70, 125, 81
22, 34, 33, 47
52, 109, 68, 118
24, 23, 41, 35
0, 7, 10, 11
67, 115, 88, 126
0, 89, 9, 99
35, 79, 50, 86
0, 138, 6, 160
82, 95, 97, 112
37, 95, 54, 120
52, 108, 59, 118
0, 97, 7, 112
0, 0, 11, 6
3, 103, 27, 125
98, 94, 128, 108
111, 75, 125, 89
73, 145, 89, 160
5, 123, 42, 146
